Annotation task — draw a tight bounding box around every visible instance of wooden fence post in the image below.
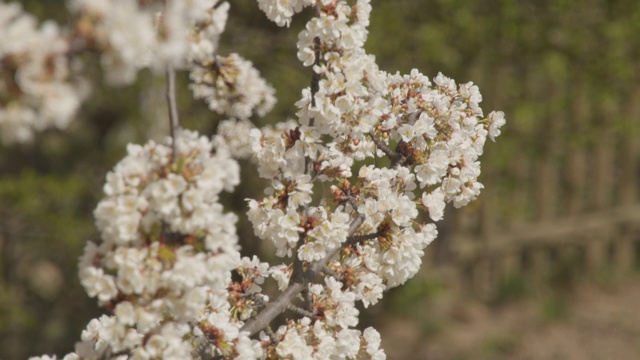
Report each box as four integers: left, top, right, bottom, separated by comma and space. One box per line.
584, 229, 611, 274
565, 77, 590, 216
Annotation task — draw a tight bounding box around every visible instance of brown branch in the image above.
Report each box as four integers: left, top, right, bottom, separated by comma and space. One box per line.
345, 231, 380, 247
286, 303, 316, 318
368, 131, 400, 163
293, 35, 324, 288
239, 279, 304, 337
288, 232, 308, 286
160, 68, 182, 246
391, 139, 415, 167
304, 36, 322, 173
368, 132, 414, 168
240, 213, 365, 336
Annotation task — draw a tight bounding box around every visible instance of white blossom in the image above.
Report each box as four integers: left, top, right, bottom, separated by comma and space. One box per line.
488, 110, 506, 141
257, 0, 312, 27
422, 188, 446, 221
190, 53, 276, 119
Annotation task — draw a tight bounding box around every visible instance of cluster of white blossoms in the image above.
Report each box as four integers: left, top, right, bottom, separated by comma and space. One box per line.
257, 0, 313, 27
26, 0, 505, 359
71, 0, 277, 116
1, 0, 278, 145
0, 2, 82, 144
268, 301, 385, 359
70, 0, 231, 84
213, 118, 256, 158
65, 130, 268, 359
216, 117, 306, 164
190, 53, 276, 119
239, 0, 504, 358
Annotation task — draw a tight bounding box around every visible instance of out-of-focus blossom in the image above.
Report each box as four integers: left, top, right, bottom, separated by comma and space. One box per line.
190, 53, 276, 119
70, 0, 230, 84
0, 2, 83, 144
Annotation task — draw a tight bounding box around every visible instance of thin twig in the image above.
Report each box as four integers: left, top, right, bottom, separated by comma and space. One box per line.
286, 304, 316, 318
160, 67, 182, 245
166, 67, 180, 160
321, 266, 344, 281
345, 231, 380, 247
265, 325, 280, 345
368, 131, 413, 168
368, 131, 400, 162
288, 232, 308, 286
304, 284, 313, 312
390, 140, 412, 167
347, 197, 359, 212
293, 35, 323, 288
239, 280, 305, 337
309, 37, 322, 116
304, 36, 322, 174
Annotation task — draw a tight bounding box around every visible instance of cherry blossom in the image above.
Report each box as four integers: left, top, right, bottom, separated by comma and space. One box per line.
24, 0, 505, 359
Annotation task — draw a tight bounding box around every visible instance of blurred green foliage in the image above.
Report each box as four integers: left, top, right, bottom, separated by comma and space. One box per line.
493, 274, 531, 304
480, 334, 518, 358
385, 276, 445, 316
2, 0, 640, 358
540, 296, 571, 322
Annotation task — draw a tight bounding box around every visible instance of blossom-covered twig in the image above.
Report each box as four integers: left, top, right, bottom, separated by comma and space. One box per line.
23, 1, 505, 359
240, 212, 365, 337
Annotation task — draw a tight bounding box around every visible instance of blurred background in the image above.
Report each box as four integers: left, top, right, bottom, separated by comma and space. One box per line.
2, 0, 640, 358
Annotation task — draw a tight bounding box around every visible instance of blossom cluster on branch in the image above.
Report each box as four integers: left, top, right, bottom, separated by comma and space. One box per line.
0, 2, 82, 144
76, 130, 265, 358
69, 0, 231, 84
7, 0, 505, 359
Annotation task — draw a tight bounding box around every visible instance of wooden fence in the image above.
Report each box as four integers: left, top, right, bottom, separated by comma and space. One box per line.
424, 61, 640, 299
445, 205, 640, 298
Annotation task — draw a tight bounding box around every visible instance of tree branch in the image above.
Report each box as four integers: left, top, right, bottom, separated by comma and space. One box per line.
321, 266, 344, 282
368, 132, 413, 168
390, 140, 413, 167
345, 231, 380, 247
293, 35, 323, 287
240, 213, 365, 336
265, 325, 279, 345
286, 303, 316, 318
160, 67, 182, 246
368, 131, 400, 162
304, 36, 322, 173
